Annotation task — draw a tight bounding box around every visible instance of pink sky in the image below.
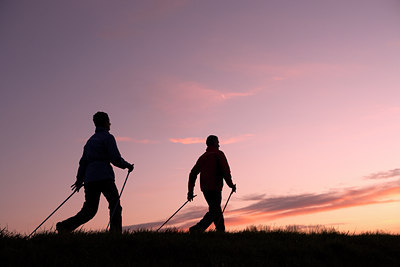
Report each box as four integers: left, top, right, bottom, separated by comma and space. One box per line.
1, 0, 400, 234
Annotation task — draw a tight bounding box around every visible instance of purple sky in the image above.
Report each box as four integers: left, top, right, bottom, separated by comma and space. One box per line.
1, 0, 400, 234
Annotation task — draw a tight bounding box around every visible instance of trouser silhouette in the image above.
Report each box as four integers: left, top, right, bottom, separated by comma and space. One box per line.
191, 190, 225, 232
57, 179, 122, 233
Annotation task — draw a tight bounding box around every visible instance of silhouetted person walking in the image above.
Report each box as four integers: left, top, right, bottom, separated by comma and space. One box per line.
187, 135, 236, 232
56, 112, 134, 233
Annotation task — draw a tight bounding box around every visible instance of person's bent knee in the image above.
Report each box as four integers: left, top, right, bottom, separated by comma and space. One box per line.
209, 207, 222, 215
83, 207, 98, 220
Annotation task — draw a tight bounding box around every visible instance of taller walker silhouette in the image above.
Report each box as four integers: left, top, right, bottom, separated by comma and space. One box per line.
56, 112, 134, 233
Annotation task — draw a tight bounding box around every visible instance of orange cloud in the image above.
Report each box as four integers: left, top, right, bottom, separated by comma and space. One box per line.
169, 137, 205, 144
221, 134, 254, 145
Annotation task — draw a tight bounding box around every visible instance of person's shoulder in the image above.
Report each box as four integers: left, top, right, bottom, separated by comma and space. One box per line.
95, 130, 114, 141
87, 132, 96, 139
197, 150, 209, 160
217, 150, 226, 156
201, 150, 222, 160
216, 150, 228, 159
198, 151, 207, 157
105, 132, 116, 141
86, 132, 98, 142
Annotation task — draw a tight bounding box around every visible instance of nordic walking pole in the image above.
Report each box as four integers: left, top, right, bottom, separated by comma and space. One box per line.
222, 188, 235, 214
157, 195, 197, 232
216, 186, 236, 228
28, 189, 77, 238
107, 170, 132, 231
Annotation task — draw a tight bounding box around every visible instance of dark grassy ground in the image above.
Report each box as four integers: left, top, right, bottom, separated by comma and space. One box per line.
1, 228, 400, 266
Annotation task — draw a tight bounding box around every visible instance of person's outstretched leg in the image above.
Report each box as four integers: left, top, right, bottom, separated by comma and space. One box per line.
56, 182, 101, 233
208, 191, 224, 232
189, 191, 223, 233
189, 211, 213, 233
102, 180, 122, 233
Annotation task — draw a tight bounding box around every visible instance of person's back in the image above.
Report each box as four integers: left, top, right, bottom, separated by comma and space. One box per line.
192, 146, 232, 192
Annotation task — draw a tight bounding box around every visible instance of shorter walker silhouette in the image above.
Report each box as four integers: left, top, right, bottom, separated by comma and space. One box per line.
187, 135, 236, 232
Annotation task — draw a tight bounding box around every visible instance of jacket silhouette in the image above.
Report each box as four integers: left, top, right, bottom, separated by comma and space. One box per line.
189, 146, 233, 192
77, 127, 131, 183
56, 112, 133, 233
187, 135, 236, 232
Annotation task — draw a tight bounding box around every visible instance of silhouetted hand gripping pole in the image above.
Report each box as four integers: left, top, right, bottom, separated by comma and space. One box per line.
28, 189, 78, 238
157, 195, 197, 232
107, 170, 132, 232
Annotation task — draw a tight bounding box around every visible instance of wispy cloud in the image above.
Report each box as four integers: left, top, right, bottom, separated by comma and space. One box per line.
221, 134, 254, 145
125, 169, 400, 231
232, 180, 400, 221
363, 168, 400, 180
150, 79, 260, 114
169, 134, 253, 145
220, 91, 257, 100
126, 206, 206, 231
170, 137, 205, 144
224, 62, 365, 81
239, 193, 266, 201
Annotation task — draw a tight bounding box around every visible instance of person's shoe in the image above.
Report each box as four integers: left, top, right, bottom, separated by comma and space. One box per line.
56, 222, 70, 234
189, 225, 203, 234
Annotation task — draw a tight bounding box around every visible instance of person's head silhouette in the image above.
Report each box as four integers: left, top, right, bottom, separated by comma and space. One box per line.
206, 135, 219, 148
93, 111, 111, 130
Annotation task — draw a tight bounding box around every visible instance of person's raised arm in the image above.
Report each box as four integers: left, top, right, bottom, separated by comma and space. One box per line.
106, 134, 133, 171
74, 149, 87, 191
219, 152, 236, 192
188, 162, 200, 201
